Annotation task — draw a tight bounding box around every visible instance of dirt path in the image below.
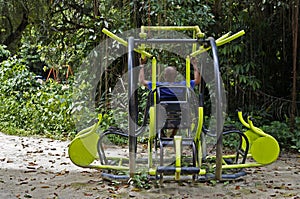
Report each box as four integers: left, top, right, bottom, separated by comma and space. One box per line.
0, 132, 300, 199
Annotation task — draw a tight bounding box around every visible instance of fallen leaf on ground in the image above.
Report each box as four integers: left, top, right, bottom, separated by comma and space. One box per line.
84, 192, 93, 196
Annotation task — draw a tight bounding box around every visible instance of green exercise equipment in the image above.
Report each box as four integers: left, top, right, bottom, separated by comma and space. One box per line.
68, 26, 280, 182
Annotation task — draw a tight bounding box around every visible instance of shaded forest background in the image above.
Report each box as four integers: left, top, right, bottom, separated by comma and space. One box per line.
0, 0, 299, 150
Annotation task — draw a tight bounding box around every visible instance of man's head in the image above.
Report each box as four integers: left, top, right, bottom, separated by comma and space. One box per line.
164, 66, 177, 82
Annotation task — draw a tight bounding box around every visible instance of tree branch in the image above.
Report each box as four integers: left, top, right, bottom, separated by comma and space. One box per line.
3, 11, 29, 47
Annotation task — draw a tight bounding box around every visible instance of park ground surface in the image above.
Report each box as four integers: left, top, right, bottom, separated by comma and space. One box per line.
0, 132, 300, 199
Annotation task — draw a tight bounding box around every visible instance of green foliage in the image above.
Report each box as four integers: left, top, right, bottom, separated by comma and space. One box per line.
215, 0, 298, 118
0, 0, 298, 147
0, 56, 75, 139
261, 121, 290, 148
292, 118, 300, 151
142, 0, 215, 28
23, 0, 114, 73
261, 118, 300, 151
0, 45, 10, 61
222, 114, 300, 151
0, 0, 49, 52
165, 1, 215, 28
220, 44, 262, 91
131, 173, 151, 189
222, 117, 244, 150
18, 41, 46, 76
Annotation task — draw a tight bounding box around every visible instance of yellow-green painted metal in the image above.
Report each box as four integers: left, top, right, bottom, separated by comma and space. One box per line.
195, 107, 203, 142
88, 164, 129, 171
68, 115, 102, 167
68, 128, 99, 167
174, 135, 182, 180
148, 107, 155, 168
175, 168, 181, 180
197, 143, 202, 168
174, 136, 182, 167
239, 111, 263, 150
148, 168, 156, 176
206, 154, 265, 169
216, 31, 231, 42
199, 169, 206, 175
88, 26, 279, 178
238, 111, 250, 128
221, 163, 263, 169
102, 28, 152, 58
241, 130, 260, 150
217, 30, 245, 46
248, 118, 269, 137
221, 154, 253, 159
190, 30, 245, 57
150, 57, 157, 166
140, 25, 205, 38
105, 156, 129, 162
149, 107, 156, 140
248, 118, 280, 164
148, 168, 207, 176
250, 136, 280, 164
150, 57, 157, 168
186, 56, 191, 88
147, 54, 158, 172
69, 115, 130, 171
75, 125, 95, 137
151, 57, 157, 93
103, 26, 209, 58
195, 107, 204, 167
192, 30, 197, 53
238, 111, 280, 165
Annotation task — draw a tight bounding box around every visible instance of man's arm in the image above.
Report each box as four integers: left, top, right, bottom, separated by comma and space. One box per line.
138, 58, 150, 87
191, 57, 201, 85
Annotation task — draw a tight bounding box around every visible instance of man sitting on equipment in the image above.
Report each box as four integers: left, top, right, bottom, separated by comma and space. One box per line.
138, 57, 201, 137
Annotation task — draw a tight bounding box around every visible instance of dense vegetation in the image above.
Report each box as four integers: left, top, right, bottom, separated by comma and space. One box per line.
0, 0, 299, 150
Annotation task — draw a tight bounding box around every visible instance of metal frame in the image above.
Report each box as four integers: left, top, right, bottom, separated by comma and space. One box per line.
68, 26, 280, 183
126, 35, 224, 180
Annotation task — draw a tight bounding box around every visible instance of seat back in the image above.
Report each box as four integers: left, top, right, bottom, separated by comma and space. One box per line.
153, 85, 197, 136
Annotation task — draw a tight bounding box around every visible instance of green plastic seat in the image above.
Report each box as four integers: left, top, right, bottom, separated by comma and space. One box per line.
68, 123, 100, 167
250, 136, 280, 164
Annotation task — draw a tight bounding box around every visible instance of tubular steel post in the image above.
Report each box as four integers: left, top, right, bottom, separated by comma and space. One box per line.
128, 37, 137, 177
209, 37, 223, 180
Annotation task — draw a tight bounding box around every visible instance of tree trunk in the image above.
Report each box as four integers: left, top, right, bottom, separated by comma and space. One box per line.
290, 0, 299, 132
4, 11, 28, 52
93, 0, 99, 18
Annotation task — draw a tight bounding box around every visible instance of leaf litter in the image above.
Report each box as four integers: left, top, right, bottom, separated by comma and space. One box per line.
0, 132, 299, 198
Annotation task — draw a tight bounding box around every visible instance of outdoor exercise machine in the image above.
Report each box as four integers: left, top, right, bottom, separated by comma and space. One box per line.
68, 26, 280, 182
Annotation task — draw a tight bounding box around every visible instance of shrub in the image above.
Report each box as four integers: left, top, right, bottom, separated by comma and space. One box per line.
261, 119, 300, 152
0, 45, 10, 62
0, 56, 76, 139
